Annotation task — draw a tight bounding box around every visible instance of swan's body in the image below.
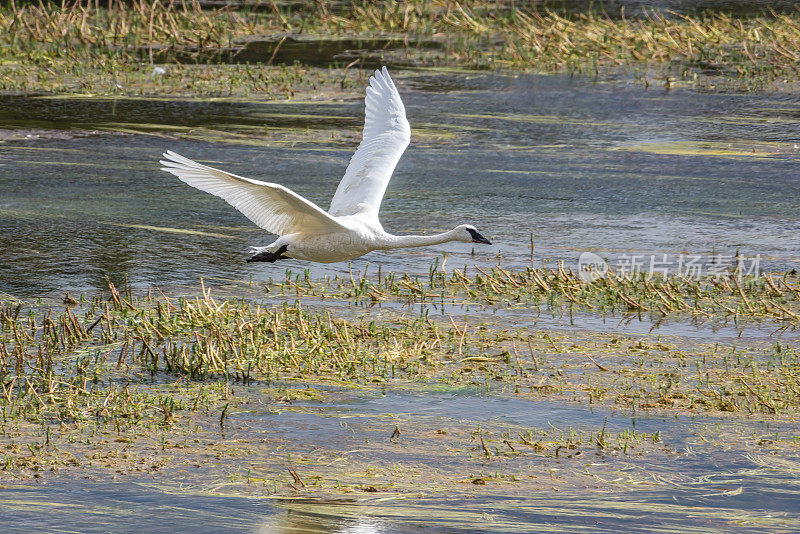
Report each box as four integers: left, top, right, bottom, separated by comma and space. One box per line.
160, 67, 491, 264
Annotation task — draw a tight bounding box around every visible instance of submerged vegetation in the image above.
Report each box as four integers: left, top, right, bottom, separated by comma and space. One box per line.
270, 262, 800, 324
2, 266, 800, 488
2, 1, 800, 523
1, 0, 799, 96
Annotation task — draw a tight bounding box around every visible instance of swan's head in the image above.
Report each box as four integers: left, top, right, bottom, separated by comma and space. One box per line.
456, 225, 492, 245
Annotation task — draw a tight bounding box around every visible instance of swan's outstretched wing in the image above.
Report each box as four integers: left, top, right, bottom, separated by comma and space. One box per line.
328, 67, 411, 218
160, 151, 348, 236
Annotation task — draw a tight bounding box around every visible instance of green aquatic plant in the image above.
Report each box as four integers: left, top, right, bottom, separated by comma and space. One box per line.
1, 268, 800, 505
267, 262, 800, 324
2, 265, 800, 432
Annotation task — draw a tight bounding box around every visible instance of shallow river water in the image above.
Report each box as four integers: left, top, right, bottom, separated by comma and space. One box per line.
1, 72, 799, 297
2, 386, 799, 533
2, 72, 800, 532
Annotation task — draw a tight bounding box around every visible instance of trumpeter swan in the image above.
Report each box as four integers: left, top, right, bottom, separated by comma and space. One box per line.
160, 67, 492, 264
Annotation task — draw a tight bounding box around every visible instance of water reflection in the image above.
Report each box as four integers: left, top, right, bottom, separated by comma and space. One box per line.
257, 503, 387, 534
1, 73, 799, 297
0, 384, 798, 532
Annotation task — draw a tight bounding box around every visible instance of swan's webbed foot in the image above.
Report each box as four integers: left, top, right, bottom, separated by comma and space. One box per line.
246, 244, 289, 263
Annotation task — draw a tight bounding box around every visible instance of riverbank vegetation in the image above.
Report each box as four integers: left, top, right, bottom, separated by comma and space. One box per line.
1, 0, 798, 96
2, 266, 799, 485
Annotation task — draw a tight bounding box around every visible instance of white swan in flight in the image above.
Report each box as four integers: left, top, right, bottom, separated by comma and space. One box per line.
160, 67, 491, 264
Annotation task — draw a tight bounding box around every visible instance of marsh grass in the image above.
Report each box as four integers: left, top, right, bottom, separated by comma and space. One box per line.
260, 265, 800, 416
269, 262, 800, 325
2, 266, 800, 487
2, 266, 799, 432
1, 1, 799, 96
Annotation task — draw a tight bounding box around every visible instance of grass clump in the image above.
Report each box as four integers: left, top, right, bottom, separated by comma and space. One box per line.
461, 7, 800, 91
269, 264, 800, 325
3, 265, 800, 431
1, 1, 799, 96
0, 0, 362, 97
2, 267, 800, 486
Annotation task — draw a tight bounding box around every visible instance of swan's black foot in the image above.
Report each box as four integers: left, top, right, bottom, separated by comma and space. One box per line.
247, 245, 289, 263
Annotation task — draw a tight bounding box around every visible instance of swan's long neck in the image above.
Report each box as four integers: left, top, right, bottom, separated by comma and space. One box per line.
382, 229, 460, 250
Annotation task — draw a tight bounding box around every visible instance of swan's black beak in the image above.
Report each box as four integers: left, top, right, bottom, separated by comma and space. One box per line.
467, 228, 492, 245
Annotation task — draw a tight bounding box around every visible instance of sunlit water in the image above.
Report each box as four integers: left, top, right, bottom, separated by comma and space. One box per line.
2, 72, 800, 532
1, 387, 798, 533
1, 73, 800, 297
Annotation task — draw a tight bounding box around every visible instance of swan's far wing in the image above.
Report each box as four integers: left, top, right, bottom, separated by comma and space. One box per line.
328, 67, 410, 218
160, 151, 347, 236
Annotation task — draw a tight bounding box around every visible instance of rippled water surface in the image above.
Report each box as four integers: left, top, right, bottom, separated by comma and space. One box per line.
1, 73, 800, 297
2, 72, 800, 532
2, 387, 799, 533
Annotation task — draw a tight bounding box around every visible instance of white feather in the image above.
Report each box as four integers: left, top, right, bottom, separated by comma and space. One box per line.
159, 150, 348, 236
160, 67, 491, 264
328, 66, 411, 219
